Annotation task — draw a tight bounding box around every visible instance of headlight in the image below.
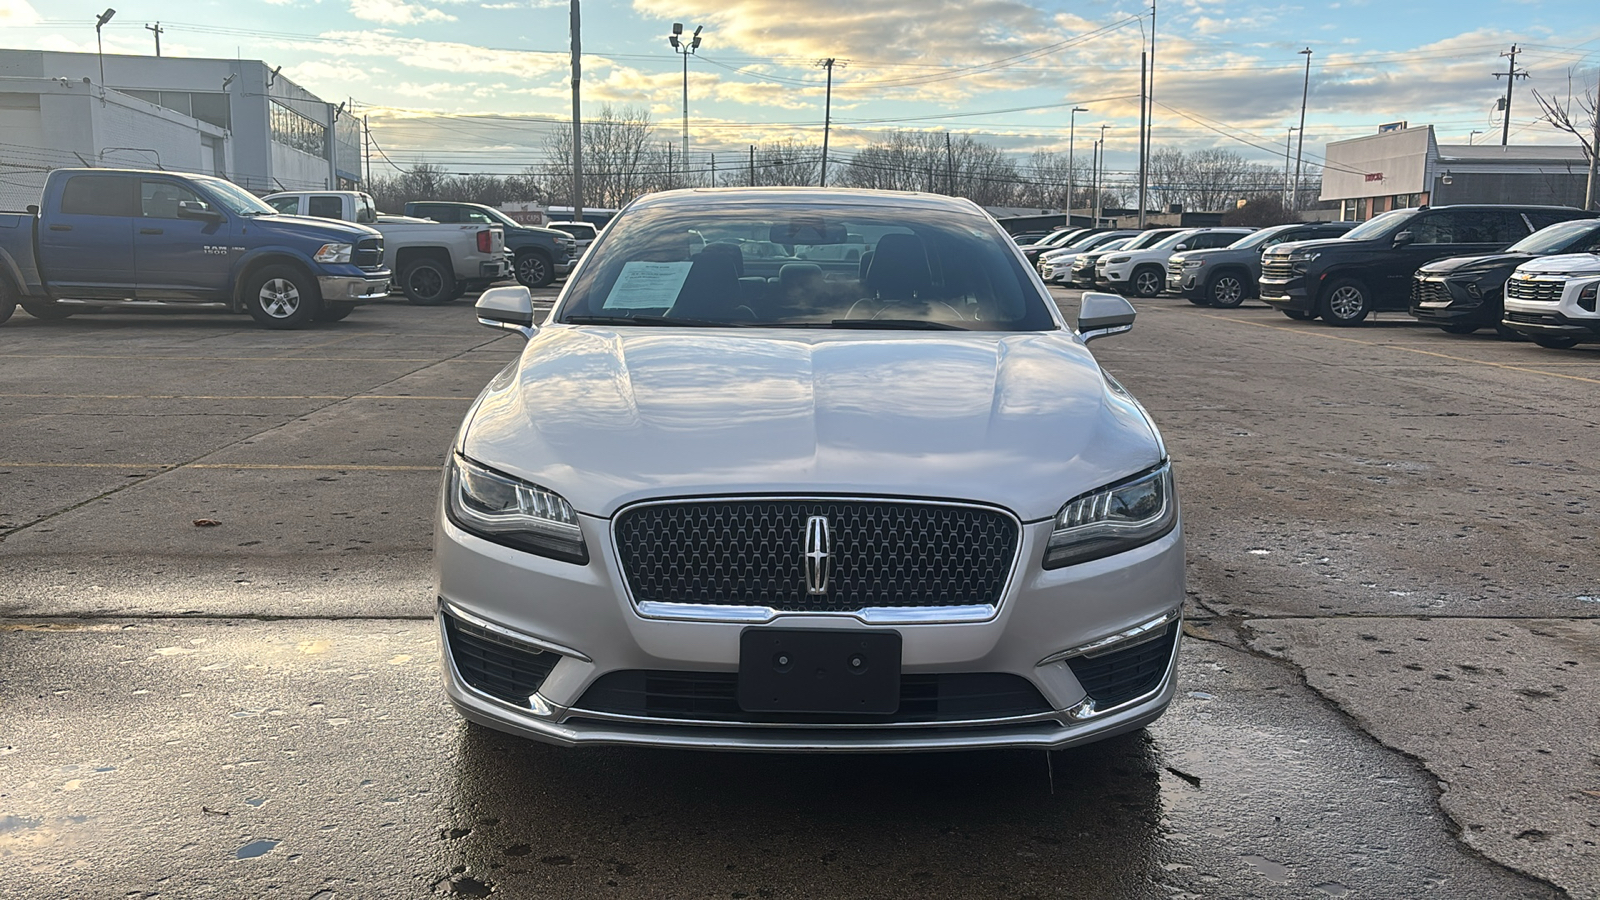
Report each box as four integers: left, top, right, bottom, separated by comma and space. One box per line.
1044, 463, 1177, 569
1108, 255, 1132, 264
313, 243, 353, 264
1182, 258, 1204, 268
1287, 250, 1320, 263
445, 454, 588, 564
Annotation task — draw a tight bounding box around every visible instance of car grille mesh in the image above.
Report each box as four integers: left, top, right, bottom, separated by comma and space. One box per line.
443, 611, 559, 706
1411, 278, 1453, 306
354, 237, 384, 271
574, 670, 1051, 724
1260, 258, 1294, 281
1066, 624, 1179, 709
1506, 278, 1563, 303
614, 500, 1018, 613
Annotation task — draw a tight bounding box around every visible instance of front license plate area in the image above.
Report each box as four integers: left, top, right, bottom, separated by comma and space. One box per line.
738, 629, 901, 714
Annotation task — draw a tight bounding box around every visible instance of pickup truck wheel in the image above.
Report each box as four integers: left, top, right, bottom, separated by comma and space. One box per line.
1319, 278, 1371, 326
515, 251, 554, 288
400, 258, 454, 305
20, 300, 74, 320
318, 301, 357, 322
1131, 265, 1165, 298
1532, 336, 1581, 350
0, 278, 15, 325
1207, 272, 1248, 308
245, 265, 322, 329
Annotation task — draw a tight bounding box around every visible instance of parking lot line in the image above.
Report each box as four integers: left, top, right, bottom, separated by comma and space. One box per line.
1200, 314, 1600, 386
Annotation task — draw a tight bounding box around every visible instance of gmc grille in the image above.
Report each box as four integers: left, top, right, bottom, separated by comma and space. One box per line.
1506, 278, 1564, 303
613, 499, 1019, 613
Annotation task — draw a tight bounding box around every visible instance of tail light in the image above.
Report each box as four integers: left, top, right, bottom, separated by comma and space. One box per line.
477, 230, 492, 254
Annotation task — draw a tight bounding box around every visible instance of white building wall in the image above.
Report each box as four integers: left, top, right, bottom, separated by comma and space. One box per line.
270, 142, 332, 190
1320, 126, 1436, 201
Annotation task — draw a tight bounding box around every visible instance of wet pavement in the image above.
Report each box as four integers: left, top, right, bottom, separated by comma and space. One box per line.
1, 291, 1597, 898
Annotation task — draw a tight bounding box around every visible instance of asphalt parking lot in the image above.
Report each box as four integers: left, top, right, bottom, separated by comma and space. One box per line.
1, 291, 1596, 899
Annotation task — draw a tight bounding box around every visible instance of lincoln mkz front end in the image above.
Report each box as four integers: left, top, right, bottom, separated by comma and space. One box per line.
434, 188, 1185, 752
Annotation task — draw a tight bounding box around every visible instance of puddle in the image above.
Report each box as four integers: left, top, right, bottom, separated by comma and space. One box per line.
235, 839, 280, 860
1241, 854, 1290, 883
1315, 883, 1352, 898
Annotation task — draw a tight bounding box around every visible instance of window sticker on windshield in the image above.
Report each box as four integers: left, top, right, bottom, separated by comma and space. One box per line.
603, 261, 695, 309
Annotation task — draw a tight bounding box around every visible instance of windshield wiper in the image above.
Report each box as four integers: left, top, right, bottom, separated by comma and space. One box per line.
563, 314, 752, 328
827, 318, 968, 330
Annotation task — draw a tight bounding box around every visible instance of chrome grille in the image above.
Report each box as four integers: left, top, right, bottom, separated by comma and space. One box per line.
1506, 277, 1563, 303
613, 499, 1019, 613
1412, 277, 1452, 306
1166, 260, 1184, 277
354, 236, 384, 270
1261, 258, 1294, 281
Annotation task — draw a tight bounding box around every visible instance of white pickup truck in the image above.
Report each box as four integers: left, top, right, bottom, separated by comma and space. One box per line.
263, 191, 510, 304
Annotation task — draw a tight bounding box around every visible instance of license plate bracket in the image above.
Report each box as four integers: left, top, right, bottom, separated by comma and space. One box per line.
737, 629, 901, 714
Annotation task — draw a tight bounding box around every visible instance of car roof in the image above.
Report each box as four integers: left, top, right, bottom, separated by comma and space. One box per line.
628, 186, 988, 215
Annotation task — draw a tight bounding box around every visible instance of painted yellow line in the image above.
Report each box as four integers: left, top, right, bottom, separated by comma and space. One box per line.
1200, 314, 1600, 386
0, 355, 507, 362
0, 462, 439, 471
0, 393, 474, 401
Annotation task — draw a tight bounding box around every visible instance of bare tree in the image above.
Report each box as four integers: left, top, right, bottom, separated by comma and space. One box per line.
540, 105, 667, 209
1532, 67, 1598, 208
727, 140, 822, 187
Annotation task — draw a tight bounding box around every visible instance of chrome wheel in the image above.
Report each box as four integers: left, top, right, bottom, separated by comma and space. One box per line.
1320, 278, 1371, 326
1328, 287, 1364, 318
1209, 274, 1244, 308
258, 278, 301, 319
1133, 268, 1163, 297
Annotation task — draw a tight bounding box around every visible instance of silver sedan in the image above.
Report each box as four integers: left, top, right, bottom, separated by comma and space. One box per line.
435, 188, 1184, 752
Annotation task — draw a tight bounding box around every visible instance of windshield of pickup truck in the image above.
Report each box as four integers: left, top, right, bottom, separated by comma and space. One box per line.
1341, 209, 1412, 242
200, 178, 278, 217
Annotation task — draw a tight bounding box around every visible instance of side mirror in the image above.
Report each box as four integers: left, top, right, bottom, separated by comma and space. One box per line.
1077, 291, 1137, 343
1392, 230, 1414, 247
176, 201, 222, 222
1174, 243, 1189, 251
475, 286, 538, 340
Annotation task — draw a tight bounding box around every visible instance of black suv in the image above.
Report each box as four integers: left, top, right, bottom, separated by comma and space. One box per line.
1258, 205, 1591, 325
1409, 217, 1600, 335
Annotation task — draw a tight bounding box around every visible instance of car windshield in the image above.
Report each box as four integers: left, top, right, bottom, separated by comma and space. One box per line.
555, 199, 1059, 331
1231, 225, 1296, 250
1342, 209, 1413, 241
1123, 230, 1176, 251
1040, 229, 1082, 247
198, 178, 277, 216
1506, 219, 1600, 254
1089, 238, 1132, 254
1152, 231, 1204, 251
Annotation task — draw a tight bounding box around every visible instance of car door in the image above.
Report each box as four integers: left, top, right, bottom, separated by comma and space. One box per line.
37, 173, 139, 298
1377, 210, 1474, 307
135, 177, 234, 300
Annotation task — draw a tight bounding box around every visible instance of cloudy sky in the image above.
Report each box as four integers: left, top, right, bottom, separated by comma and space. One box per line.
4, 0, 1598, 181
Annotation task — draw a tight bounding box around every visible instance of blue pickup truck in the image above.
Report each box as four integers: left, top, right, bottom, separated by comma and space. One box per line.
0, 169, 391, 329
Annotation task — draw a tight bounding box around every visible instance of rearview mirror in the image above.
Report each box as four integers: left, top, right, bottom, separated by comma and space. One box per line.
1077, 291, 1137, 343
770, 220, 848, 244
475, 286, 538, 340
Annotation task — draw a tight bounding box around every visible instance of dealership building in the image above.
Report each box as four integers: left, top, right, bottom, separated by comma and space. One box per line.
1319, 124, 1590, 220
0, 48, 360, 209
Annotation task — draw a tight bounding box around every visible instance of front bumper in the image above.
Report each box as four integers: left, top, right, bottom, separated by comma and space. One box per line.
436, 509, 1185, 752
1098, 262, 1131, 287
1259, 276, 1313, 312
317, 270, 392, 301
1169, 266, 1204, 295
1408, 276, 1498, 327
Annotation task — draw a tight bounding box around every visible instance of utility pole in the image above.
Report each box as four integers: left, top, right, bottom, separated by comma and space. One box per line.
669, 23, 703, 181
1095, 124, 1109, 224
818, 58, 836, 187
570, 0, 583, 221
1587, 108, 1598, 209
749, 144, 755, 187
1495, 44, 1528, 147
145, 21, 162, 57
945, 132, 955, 196
1067, 106, 1086, 224
1145, 0, 1156, 219
1293, 47, 1312, 213
1284, 126, 1298, 208
666, 142, 674, 189
710, 152, 716, 187
363, 115, 371, 185
1137, 50, 1148, 227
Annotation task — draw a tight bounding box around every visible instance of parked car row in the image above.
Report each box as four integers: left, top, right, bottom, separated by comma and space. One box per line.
0, 168, 586, 330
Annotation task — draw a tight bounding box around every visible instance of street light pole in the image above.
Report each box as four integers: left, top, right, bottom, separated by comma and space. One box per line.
1284, 126, 1298, 208
1293, 47, 1312, 212
669, 23, 702, 187
570, 0, 583, 222
94, 8, 116, 96
1095, 124, 1109, 224
1066, 106, 1086, 224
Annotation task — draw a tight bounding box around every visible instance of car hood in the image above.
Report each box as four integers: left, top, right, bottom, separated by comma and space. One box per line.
461, 328, 1165, 520
1516, 253, 1600, 276
1418, 252, 1536, 276
255, 215, 379, 241
1263, 237, 1352, 258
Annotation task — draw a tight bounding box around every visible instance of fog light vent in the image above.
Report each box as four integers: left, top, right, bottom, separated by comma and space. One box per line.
443, 611, 560, 706
1065, 624, 1178, 709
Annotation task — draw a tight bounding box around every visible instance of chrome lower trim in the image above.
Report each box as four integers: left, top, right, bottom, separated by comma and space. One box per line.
318, 274, 391, 300
53, 298, 228, 309
1035, 608, 1179, 666
438, 597, 592, 662
559, 705, 1064, 731
611, 494, 1024, 625
435, 608, 567, 719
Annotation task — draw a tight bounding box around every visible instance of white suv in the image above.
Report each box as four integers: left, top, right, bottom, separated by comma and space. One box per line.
1502, 253, 1600, 349
1097, 228, 1254, 297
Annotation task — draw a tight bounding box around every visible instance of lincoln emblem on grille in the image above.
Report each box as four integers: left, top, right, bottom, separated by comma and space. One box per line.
804, 515, 831, 595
